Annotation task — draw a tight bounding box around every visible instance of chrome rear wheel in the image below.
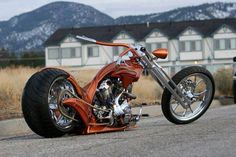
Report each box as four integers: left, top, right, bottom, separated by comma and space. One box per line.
48, 77, 76, 130
22, 69, 78, 138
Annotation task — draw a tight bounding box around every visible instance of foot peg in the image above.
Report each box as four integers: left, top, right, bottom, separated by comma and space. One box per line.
135, 105, 142, 121
130, 106, 143, 125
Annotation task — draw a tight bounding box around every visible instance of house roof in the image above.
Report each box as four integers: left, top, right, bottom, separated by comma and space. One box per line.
44, 18, 236, 46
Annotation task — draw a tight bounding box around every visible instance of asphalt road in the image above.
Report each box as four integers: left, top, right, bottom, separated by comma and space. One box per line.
0, 105, 236, 157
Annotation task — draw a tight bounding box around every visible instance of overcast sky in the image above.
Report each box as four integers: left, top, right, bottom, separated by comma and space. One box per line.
0, 0, 234, 21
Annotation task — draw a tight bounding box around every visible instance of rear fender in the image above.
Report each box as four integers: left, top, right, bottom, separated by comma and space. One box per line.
40, 67, 86, 99
63, 98, 95, 126
67, 76, 87, 99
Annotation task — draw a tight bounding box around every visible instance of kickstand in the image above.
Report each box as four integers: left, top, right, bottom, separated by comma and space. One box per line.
136, 105, 143, 121
130, 105, 143, 125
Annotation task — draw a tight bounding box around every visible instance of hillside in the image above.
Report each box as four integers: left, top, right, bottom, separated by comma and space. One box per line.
0, 2, 235, 52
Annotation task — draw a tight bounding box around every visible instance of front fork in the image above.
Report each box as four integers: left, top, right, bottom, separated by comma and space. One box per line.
141, 56, 190, 109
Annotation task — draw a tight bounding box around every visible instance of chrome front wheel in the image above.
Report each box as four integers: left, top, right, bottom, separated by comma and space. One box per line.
161, 66, 215, 124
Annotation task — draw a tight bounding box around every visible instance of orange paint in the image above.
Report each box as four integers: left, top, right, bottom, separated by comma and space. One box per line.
45, 39, 145, 134
152, 48, 168, 59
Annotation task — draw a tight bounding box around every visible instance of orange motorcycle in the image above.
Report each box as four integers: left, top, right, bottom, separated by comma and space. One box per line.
22, 35, 215, 138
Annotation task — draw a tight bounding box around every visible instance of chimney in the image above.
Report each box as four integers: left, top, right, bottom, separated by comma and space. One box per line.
146, 22, 150, 28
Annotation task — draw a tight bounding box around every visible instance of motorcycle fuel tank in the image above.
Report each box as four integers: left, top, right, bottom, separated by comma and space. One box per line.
111, 61, 143, 88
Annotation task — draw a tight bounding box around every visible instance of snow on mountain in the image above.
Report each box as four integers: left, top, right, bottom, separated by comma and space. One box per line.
0, 2, 236, 53
115, 2, 236, 24
0, 1, 113, 53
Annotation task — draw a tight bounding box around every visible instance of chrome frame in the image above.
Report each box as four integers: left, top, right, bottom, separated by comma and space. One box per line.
74, 35, 201, 112
140, 51, 190, 109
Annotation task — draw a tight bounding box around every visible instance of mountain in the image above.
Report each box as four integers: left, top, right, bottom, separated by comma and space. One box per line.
115, 2, 236, 24
0, 2, 236, 53
0, 1, 113, 53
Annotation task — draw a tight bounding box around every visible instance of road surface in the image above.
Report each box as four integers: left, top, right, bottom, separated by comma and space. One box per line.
0, 105, 236, 157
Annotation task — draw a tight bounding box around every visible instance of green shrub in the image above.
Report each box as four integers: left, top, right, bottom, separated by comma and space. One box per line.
213, 67, 233, 97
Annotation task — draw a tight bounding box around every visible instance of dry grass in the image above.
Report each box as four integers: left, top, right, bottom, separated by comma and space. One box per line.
69, 69, 99, 86
132, 76, 162, 105
0, 66, 39, 118
2, 66, 226, 120
69, 69, 162, 105
0, 67, 162, 119
213, 67, 233, 97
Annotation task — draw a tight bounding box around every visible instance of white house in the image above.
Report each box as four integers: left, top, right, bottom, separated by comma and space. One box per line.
44, 18, 236, 73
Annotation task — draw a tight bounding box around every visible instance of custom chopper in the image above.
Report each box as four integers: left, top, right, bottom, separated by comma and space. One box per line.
22, 35, 215, 138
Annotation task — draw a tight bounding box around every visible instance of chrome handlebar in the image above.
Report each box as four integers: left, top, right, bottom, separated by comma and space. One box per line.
75, 35, 96, 43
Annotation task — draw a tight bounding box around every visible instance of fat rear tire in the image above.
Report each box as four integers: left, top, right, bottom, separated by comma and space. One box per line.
161, 66, 215, 124
22, 69, 74, 138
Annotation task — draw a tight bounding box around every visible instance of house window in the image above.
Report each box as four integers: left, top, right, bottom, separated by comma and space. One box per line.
230, 39, 236, 49
88, 46, 99, 57
219, 39, 225, 50
61, 47, 81, 58
146, 42, 168, 52
61, 48, 71, 58
195, 41, 201, 51
214, 38, 236, 50
185, 41, 191, 51
113, 47, 119, 56
113, 47, 126, 56
75, 47, 82, 57
179, 40, 202, 52
214, 40, 220, 50
48, 48, 60, 59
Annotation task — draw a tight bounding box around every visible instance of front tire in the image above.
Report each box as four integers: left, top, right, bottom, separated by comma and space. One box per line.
22, 69, 77, 138
161, 66, 215, 124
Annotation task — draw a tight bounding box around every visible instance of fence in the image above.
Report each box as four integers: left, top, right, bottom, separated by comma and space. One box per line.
161, 62, 235, 76
0, 56, 234, 76
0, 57, 45, 68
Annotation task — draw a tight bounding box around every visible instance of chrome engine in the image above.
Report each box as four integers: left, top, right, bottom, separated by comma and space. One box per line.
93, 78, 135, 125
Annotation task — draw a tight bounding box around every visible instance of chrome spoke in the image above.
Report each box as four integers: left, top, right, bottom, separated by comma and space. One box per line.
49, 103, 58, 110
198, 101, 204, 107
189, 105, 194, 113
48, 78, 76, 130
57, 115, 65, 125
50, 110, 58, 121
182, 109, 187, 116
196, 79, 203, 86
173, 103, 180, 111
194, 89, 207, 96
170, 73, 213, 121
